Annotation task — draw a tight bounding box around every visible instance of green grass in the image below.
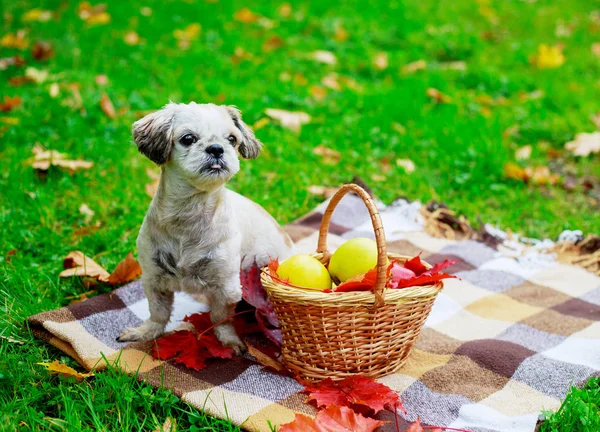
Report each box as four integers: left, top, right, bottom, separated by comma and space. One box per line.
1, 0, 599, 430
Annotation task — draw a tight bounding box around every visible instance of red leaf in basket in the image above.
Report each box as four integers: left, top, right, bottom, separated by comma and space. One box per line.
280, 405, 385, 432
334, 267, 378, 292
403, 254, 428, 275
240, 264, 280, 327
151, 312, 234, 371
267, 257, 280, 273
426, 259, 457, 275
387, 257, 458, 289
391, 272, 457, 289
304, 375, 403, 414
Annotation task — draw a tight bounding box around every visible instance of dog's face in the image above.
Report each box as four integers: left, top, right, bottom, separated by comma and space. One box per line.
132, 103, 262, 189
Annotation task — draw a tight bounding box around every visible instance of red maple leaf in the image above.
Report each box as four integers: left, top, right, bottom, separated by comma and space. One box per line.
280, 405, 385, 432
240, 263, 280, 327
151, 312, 234, 371
303, 375, 403, 414
334, 267, 378, 292
403, 254, 428, 275
387, 257, 458, 289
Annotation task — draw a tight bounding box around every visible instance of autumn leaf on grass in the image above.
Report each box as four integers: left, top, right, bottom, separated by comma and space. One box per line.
100, 93, 116, 119
153, 417, 176, 432
372, 52, 389, 71
37, 360, 94, 380
426, 88, 451, 104
22, 8, 53, 22
313, 145, 341, 165
402, 59, 427, 74
78, 2, 110, 25
303, 375, 402, 414
151, 312, 234, 371
280, 405, 385, 432
234, 7, 259, 23
173, 23, 201, 50
60, 251, 110, 282
108, 252, 142, 285
262, 35, 284, 52
307, 185, 339, 199
0, 96, 22, 112
515, 145, 532, 161
334, 23, 349, 42
1, 31, 29, 50
311, 50, 337, 65
31, 41, 54, 61
396, 158, 415, 174
0, 55, 26, 71
30, 143, 93, 173
504, 162, 560, 185
322, 73, 341, 91
564, 132, 600, 157
265, 108, 310, 132
504, 162, 528, 182
531, 44, 565, 69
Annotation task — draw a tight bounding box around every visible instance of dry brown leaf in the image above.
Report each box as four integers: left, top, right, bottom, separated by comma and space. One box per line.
22, 8, 53, 22
309, 85, 327, 101
278, 3, 292, 18
37, 360, 94, 380
426, 88, 451, 104
60, 251, 110, 282
5, 249, 16, 263
78, 2, 110, 25
100, 93, 116, 119
525, 166, 560, 185
108, 252, 142, 285
146, 168, 161, 197
312, 50, 337, 65
0, 55, 26, 71
8, 76, 33, 87
31, 41, 54, 61
373, 52, 389, 71
234, 7, 259, 23
515, 145, 532, 161
265, 108, 310, 132
262, 35, 284, 52
564, 132, 600, 157
402, 59, 427, 74
0, 96, 22, 112
153, 417, 177, 432
1, 30, 29, 50
313, 145, 340, 165
246, 343, 286, 373
307, 185, 338, 198
503, 162, 528, 182
30, 144, 93, 173
396, 158, 415, 174
380, 157, 392, 173
124, 31, 141, 46
321, 73, 341, 91
79, 203, 95, 222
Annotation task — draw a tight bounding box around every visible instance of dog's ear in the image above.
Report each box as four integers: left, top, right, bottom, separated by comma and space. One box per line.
132, 108, 174, 165
226, 106, 262, 159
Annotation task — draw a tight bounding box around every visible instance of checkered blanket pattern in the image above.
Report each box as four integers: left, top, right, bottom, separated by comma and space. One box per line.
28, 193, 600, 432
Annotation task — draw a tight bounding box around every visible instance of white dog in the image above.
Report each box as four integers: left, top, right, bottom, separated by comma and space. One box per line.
117, 102, 293, 353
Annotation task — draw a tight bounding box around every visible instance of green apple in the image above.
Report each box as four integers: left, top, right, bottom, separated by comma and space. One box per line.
329, 238, 379, 282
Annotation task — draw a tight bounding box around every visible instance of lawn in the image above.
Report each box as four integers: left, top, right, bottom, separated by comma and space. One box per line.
1, 0, 599, 430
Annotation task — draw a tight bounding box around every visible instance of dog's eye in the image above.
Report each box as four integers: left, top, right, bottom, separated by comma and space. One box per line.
180, 134, 196, 146
228, 135, 237, 145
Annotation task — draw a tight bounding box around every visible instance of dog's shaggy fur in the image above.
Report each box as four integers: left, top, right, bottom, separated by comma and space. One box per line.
117, 103, 293, 353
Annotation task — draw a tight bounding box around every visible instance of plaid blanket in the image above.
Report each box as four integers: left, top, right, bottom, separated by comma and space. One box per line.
28, 192, 600, 432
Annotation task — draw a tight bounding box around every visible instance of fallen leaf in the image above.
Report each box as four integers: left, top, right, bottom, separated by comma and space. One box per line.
153, 417, 176, 432
252, 117, 270, 130
22, 8, 53, 22
140, 7, 152, 16
334, 23, 349, 42
124, 31, 141, 46
392, 122, 406, 135
426, 88, 451, 104
440, 61, 467, 70
309, 85, 327, 101
69, 83, 84, 111
321, 73, 341, 91
107, 252, 142, 285
37, 360, 94, 380
231, 46, 253, 64
396, 158, 415, 174
307, 185, 338, 198
95, 74, 109, 86
265, 108, 310, 132
525, 166, 560, 185
373, 52, 389, 70
49, 83, 60, 98
402, 59, 427, 74
564, 132, 600, 157
9, 76, 34, 87
78, 2, 110, 25
515, 145, 532, 160
591, 113, 600, 129
30, 144, 93, 173
60, 251, 110, 282
531, 44, 565, 69
100, 93, 116, 119
312, 50, 337, 65
280, 405, 384, 432
371, 174, 386, 182
0, 96, 22, 112
278, 3, 292, 18
234, 7, 259, 23
31, 41, 54, 61
246, 343, 285, 373
303, 375, 402, 414
293, 72, 308, 86
240, 265, 279, 329
313, 145, 340, 164
0, 55, 26, 71
25, 67, 48, 83
66, 289, 97, 304
151, 312, 235, 370
504, 162, 528, 182
5, 249, 16, 263
593, 43, 600, 58
173, 23, 201, 50
1, 30, 29, 50
0, 117, 20, 125
79, 203, 95, 222
263, 35, 284, 52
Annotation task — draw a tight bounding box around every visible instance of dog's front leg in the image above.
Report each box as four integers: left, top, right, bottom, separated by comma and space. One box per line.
209, 274, 244, 354
117, 277, 174, 342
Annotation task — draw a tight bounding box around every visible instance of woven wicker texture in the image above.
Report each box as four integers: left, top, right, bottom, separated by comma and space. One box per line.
261, 184, 444, 381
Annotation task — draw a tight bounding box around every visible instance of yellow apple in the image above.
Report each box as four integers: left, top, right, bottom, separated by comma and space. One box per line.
329, 238, 380, 282
277, 254, 332, 291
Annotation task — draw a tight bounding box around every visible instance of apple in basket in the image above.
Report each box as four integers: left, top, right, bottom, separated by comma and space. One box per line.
329, 237, 380, 282
276, 254, 332, 291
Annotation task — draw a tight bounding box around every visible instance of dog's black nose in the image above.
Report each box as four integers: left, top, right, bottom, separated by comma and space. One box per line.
206, 144, 224, 157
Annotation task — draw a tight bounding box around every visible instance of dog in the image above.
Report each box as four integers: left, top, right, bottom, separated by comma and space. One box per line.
117, 102, 293, 353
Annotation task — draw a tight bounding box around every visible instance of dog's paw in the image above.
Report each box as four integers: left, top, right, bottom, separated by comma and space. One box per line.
214, 325, 246, 355
117, 321, 165, 342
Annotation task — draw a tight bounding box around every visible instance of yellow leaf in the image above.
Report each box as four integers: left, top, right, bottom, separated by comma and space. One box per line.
592, 43, 600, 58
531, 44, 565, 69
173, 23, 201, 49
309, 85, 327, 101
373, 52, 388, 71
311, 50, 337, 65
252, 117, 270, 130
371, 174, 386, 182
321, 73, 341, 91
1, 31, 29, 50
234, 8, 259, 23
564, 132, 600, 157
396, 158, 415, 174
265, 108, 310, 132
402, 59, 427, 74
313, 145, 340, 164
525, 166, 560, 185
504, 162, 528, 182
37, 360, 94, 380
426, 88, 451, 104
25, 67, 49, 84
78, 2, 110, 25
124, 31, 141, 46
334, 23, 349, 42
277, 3, 292, 18
22, 9, 53, 22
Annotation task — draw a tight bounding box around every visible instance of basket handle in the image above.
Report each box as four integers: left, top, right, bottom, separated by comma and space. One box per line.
316, 184, 387, 306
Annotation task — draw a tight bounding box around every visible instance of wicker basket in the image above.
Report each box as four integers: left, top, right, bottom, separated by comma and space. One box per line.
260, 184, 444, 381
